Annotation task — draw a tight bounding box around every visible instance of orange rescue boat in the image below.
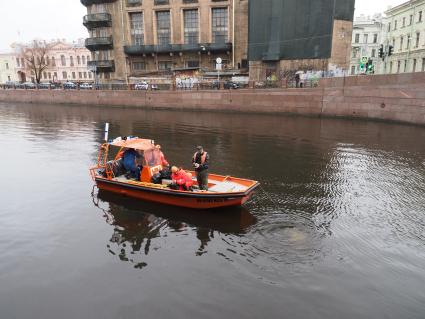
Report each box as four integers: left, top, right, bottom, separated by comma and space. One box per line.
89, 137, 259, 209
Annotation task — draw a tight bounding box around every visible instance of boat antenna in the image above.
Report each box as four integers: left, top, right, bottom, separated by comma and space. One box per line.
104, 123, 109, 141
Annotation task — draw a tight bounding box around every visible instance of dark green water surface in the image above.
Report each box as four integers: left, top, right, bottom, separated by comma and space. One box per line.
0, 103, 424, 319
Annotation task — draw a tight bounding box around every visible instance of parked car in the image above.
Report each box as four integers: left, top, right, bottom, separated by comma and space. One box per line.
224, 81, 240, 89
3, 81, 16, 89
134, 81, 149, 90
211, 81, 220, 90
38, 82, 51, 89
151, 84, 159, 90
23, 82, 37, 89
80, 82, 93, 90
63, 81, 77, 90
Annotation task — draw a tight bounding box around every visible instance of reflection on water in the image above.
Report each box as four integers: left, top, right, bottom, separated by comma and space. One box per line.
1, 102, 425, 319
93, 189, 257, 266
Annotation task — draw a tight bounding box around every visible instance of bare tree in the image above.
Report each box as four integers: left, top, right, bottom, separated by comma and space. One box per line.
20, 40, 50, 84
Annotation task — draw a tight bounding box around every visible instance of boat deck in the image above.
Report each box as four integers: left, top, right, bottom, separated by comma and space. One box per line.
112, 175, 249, 193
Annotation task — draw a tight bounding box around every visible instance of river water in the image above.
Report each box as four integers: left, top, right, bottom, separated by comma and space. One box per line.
0, 102, 424, 319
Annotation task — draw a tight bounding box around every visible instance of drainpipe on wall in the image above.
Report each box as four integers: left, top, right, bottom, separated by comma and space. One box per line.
232, 0, 235, 69
120, 0, 129, 85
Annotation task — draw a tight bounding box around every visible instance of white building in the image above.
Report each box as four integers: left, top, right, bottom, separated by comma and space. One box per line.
381, 0, 425, 74
10, 39, 94, 83
350, 14, 384, 75
0, 53, 18, 83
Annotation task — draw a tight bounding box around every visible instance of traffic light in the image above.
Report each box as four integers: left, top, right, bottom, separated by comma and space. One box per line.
388, 45, 394, 56
379, 45, 384, 58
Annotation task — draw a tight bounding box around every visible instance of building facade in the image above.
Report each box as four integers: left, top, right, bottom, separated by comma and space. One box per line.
382, 0, 425, 74
81, 0, 248, 83
350, 14, 383, 75
248, 0, 355, 81
0, 54, 19, 83
10, 40, 93, 83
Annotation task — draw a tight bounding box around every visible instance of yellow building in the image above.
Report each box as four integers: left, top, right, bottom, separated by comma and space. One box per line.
81, 0, 249, 83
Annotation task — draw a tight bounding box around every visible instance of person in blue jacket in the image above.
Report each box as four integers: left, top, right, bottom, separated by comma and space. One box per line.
122, 148, 141, 179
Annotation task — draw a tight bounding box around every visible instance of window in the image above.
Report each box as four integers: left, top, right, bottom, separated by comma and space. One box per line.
404, 60, 407, 72
413, 59, 417, 72
184, 9, 199, 44
410, 15, 413, 25
79, 72, 82, 79
84, 72, 87, 79
132, 61, 146, 70
186, 60, 199, 68
402, 17, 406, 27
422, 58, 425, 71
371, 49, 376, 57
354, 33, 360, 43
48, 72, 51, 79
77, 56, 81, 65
373, 34, 378, 43
130, 12, 144, 45
62, 71, 67, 79
89, 72, 92, 79
397, 60, 401, 73
352, 48, 357, 58
419, 11, 423, 23
87, 55, 90, 62
70, 56, 74, 66
416, 32, 420, 48
16, 58, 20, 67
392, 38, 396, 48
394, 20, 397, 30
82, 55, 86, 65
5, 63, 9, 70
363, 34, 368, 43
387, 23, 391, 32
21, 58, 25, 67
72, 72, 76, 79
61, 55, 66, 66
52, 57, 56, 66
407, 35, 411, 49
7, 76, 10, 81
158, 61, 172, 70
212, 8, 228, 43
390, 61, 393, 73
53, 72, 57, 80
43, 72, 47, 79
351, 65, 356, 75
400, 36, 404, 51
46, 56, 50, 65
156, 11, 171, 45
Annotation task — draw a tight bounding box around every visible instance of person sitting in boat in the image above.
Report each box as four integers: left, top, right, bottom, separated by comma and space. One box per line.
171, 166, 193, 191
156, 145, 169, 168
122, 148, 141, 180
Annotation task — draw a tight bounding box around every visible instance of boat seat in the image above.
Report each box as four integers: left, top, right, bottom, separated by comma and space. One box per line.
208, 181, 247, 193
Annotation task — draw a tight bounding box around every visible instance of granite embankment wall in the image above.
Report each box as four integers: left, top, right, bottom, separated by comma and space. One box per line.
1, 73, 424, 125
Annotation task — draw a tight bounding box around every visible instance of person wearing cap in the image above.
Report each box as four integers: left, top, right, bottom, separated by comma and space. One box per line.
192, 146, 209, 191
156, 145, 169, 167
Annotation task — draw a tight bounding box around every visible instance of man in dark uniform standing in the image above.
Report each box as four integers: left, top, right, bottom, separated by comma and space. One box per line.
192, 146, 209, 191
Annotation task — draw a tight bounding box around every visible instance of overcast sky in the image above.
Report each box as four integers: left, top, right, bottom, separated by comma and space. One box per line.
0, 0, 407, 53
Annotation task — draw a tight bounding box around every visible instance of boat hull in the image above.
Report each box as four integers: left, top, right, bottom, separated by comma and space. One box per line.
95, 177, 257, 209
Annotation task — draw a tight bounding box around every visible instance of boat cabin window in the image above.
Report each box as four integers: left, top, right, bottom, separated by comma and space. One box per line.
144, 148, 162, 167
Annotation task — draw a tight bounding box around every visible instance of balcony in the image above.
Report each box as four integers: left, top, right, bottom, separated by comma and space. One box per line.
80, 0, 116, 6
88, 60, 115, 72
85, 36, 113, 51
124, 42, 232, 55
83, 13, 112, 29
